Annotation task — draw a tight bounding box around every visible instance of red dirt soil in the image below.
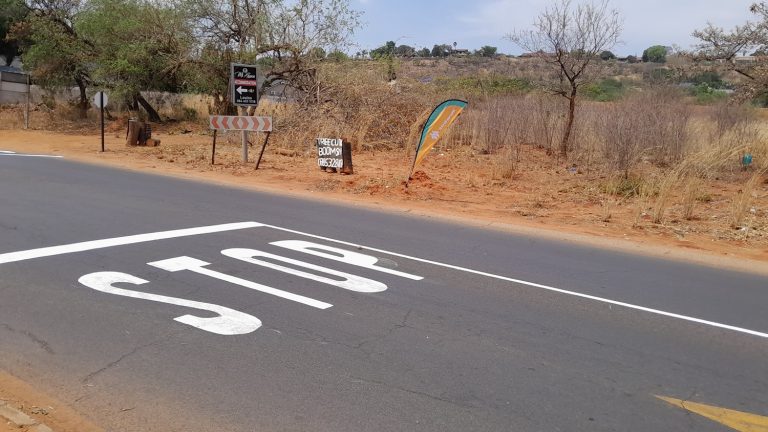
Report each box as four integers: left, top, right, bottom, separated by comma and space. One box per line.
1, 128, 767, 275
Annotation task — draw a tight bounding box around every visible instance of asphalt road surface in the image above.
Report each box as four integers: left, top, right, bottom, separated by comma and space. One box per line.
1, 151, 767, 431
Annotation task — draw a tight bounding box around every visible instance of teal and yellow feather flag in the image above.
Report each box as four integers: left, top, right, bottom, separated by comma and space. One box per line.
408, 99, 468, 182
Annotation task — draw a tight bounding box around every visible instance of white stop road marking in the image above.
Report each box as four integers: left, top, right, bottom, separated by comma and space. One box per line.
1, 221, 766, 339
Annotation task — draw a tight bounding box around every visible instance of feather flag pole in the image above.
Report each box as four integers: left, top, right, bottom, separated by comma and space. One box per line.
406, 99, 468, 187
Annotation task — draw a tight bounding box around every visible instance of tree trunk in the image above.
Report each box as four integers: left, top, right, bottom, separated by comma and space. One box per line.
125, 97, 138, 111
126, 119, 146, 146
135, 93, 162, 123
560, 86, 578, 157
212, 92, 236, 115
74, 76, 88, 119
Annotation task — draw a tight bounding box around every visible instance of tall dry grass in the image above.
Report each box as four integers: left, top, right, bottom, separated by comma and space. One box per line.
730, 170, 766, 229
595, 88, 692, 178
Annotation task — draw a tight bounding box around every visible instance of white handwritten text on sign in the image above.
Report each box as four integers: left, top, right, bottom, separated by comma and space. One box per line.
317, 138, 343, 168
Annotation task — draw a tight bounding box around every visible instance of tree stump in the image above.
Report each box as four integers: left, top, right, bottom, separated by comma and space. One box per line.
126, 119, 146, 146
340, 139, 354, 175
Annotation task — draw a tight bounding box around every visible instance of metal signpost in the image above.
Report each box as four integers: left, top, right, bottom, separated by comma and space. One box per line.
93, 91, 108, 152
231, 63, 260, 163
208, 115, 273, 169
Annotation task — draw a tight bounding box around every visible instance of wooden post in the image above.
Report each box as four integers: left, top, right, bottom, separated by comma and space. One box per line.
255, 132, 271, 170
211, 129, 218, 165
340, 139, 353, 175
24, 74, 30, 130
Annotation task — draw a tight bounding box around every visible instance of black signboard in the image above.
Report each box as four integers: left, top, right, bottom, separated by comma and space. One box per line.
231, 63, 260, 106
317, 138, 343, 168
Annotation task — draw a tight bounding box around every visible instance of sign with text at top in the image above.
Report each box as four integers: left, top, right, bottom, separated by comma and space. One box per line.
316, 138, 343, 168
231, 63, 260, 106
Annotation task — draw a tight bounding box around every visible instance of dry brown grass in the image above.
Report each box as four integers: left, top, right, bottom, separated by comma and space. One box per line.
730, 170, 766, 229
3, 58, 768, 252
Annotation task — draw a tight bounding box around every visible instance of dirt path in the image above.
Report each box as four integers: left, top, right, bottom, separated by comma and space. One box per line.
1, 129, 767, 275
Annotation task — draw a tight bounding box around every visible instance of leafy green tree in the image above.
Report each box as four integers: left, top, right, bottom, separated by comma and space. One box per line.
0, 0, 26, 66
11, 0, 95, 117
431, 44, 451, 57
394, 44, 415, 57
599, 50, 616, 60
371, 40, 395, 58
477, 45, 497, 57
417, 47, 430, 57
642, 45, 667, 63
78, 0, 191, 121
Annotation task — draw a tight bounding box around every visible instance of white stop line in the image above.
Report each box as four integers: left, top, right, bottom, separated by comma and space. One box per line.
0, 221, 766, 339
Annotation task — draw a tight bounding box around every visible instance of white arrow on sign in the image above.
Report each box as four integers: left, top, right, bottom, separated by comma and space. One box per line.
236, 86, 247, 95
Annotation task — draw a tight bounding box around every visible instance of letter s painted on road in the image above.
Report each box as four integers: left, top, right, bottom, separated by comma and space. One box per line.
78, 272, 261, 335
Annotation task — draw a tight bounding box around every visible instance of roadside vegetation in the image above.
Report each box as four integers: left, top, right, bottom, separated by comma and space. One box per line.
1, 0, 767, 252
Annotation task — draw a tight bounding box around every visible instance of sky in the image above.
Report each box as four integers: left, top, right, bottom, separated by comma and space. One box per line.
351, 0, 758, 56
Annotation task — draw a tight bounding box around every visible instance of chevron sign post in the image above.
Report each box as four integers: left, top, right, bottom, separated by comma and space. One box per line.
209, 116, 272, 132
209, 116, 274, 169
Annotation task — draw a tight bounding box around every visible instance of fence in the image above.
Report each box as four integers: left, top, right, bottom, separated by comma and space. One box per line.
0, 70, 31, 128
0, 70, 30, 105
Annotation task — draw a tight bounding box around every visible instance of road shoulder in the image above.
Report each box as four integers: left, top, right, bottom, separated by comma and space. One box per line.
0, 371, 102, 432
2, 129, 767, 276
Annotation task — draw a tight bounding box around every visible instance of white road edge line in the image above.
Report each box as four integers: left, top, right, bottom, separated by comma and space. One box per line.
0, 153, 63, 158
0, 222, 263, 265
264, 224, 768, 340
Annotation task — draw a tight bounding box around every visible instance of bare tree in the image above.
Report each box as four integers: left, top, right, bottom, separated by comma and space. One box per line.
182, 0, 361, 112
693, 2, 768, 102
507, 0, 621, 157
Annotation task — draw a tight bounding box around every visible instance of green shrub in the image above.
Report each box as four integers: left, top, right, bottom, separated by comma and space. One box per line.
642, 45, 668, 63
584, 78, 625, 101
433, 76, 531, 95
689, 71, 729, 89
647, 67, 674, 83
327, 50, 349, 62
691, 83, 727, 104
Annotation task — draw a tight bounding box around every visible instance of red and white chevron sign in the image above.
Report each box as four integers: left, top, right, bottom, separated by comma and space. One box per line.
209, 116, 273, 132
